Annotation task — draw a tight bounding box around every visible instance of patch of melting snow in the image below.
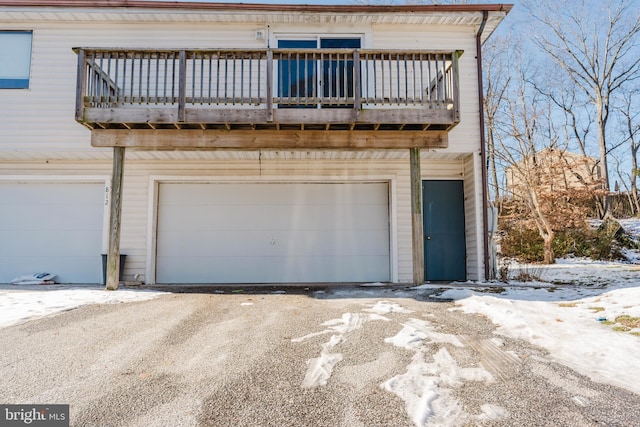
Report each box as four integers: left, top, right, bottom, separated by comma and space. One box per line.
384, 318, 463, 350
301, 335, 344, 388
382, 348, 495, 427
382, 320, 498, 426
293, 300, 503, 425
363, 300, 414, 315
293, 312, 391, 388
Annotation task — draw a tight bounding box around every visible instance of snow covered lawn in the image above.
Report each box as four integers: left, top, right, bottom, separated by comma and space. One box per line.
422, 259, 640, 397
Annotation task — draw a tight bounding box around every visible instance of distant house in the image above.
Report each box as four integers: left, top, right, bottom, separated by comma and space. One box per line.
0, 1, 511, 286
506, 148, 602, 197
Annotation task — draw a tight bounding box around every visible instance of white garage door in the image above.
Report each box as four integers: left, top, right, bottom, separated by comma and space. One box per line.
0, 182, 105, 284
156, 182, 390, 283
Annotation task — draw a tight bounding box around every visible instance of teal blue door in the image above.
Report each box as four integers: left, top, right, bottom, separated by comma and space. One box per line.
423, 180, 466, 281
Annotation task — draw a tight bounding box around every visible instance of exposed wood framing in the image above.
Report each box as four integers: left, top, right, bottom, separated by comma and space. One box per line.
91, 129, 448, 150
105, 146, 125, 291
410, 147, 425, 285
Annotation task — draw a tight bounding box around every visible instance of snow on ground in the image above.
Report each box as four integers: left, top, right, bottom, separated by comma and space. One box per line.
293, 301, 504, 426
423, 257, 640, 398
0, 286, 165, 328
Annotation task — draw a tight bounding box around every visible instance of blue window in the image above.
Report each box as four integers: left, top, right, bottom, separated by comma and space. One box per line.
320, 38, 360, 100
277, 37, 361, 107
277, 39, 316, 102
0, 31, 33, 89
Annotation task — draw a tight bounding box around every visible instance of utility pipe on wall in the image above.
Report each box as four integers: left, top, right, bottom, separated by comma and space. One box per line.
476, 10, 491, 281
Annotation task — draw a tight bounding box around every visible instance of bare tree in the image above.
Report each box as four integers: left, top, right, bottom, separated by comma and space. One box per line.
528, 0, 640, 215
492, 52, 558, 263
492, 45, 606, 263
483, 34, 512, 201
616, 88, 640, 214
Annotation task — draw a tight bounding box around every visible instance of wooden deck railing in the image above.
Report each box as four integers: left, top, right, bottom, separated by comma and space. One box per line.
74, 48, 462, 130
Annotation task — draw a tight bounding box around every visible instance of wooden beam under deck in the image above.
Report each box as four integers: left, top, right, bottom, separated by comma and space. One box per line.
82, 107, 457, 128
91, 129, 448, 150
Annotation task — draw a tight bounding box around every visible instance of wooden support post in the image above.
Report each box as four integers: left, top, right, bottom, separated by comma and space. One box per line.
452, 50, 463, 124
106, 146, 125, 291
178, 50, 186, 123
410, 147, 425, 285
266, 50, 273, 122
353, 50, 361, 112
75, 48, 86, 122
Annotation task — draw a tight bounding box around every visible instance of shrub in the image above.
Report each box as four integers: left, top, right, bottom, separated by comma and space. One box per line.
498, 222, 544, 262
497, 218, 637, 263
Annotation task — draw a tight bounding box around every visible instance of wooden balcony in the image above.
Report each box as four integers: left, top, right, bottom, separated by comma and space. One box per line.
74, 48, 462, 149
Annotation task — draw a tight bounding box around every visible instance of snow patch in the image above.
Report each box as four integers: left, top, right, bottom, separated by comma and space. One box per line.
0, 288, 165, 328
294, 311, 392, 388
385, 318, 463, 350
452, 286, 640, 395
364, 300, 414, 315
302, 335, 344, 388
382, 348, 494, 427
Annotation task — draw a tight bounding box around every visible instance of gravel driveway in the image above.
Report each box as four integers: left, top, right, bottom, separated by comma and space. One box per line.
1, 286, 639, 426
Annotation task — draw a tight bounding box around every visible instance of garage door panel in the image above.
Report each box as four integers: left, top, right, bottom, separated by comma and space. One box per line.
0, 256, 101, 284
0, 183, 104, 283
1, 209, 103, 232
156, 182, 390, 283
157, 230, 271, 257
159, 204, 388, 233
158, 204, 303, 232
0, 229, 101, 257
158, 228, 390, 258
1, 184, 100, 205
157, 255, 390, 283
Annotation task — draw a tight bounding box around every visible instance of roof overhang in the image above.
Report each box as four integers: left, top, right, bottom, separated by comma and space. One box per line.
0, 1, 513, 43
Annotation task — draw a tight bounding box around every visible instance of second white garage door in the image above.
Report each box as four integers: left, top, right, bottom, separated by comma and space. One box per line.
156, 182, 390, 283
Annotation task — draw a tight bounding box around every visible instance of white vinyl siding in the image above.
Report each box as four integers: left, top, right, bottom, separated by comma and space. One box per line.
0, 21, 479, 158
0, 12, 487, 283
0, 22, 263, 156
0, 154, 471, 284
464, 153, 484, 281
372, 25, 480, 153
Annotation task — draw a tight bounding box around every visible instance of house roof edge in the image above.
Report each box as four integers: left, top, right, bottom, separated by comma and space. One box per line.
0, 1, 514, 14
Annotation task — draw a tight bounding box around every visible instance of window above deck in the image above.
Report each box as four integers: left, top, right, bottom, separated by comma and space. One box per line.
75, 47, 462, 134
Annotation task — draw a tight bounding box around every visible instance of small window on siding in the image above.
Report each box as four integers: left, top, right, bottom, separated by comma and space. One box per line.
0, 31, 33, 89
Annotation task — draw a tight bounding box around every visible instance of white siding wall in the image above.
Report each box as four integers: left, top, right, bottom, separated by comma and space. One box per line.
463, 153, 485, 281
0, 21, 480, 157
0, 16, 483, 283
0, 157, 466, 283
0, 22, 264, 156
372, 25, 480, 153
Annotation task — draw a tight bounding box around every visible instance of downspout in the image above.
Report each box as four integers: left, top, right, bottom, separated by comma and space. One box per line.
476, 10, 491, 281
